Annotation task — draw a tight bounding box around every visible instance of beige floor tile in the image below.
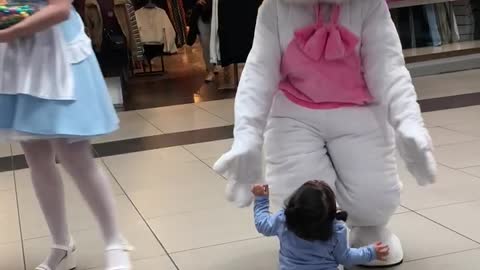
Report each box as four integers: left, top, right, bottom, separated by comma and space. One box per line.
399, 163, 480, 210
194, 99, 235, 123
422, 106, 480, 127
388, 213, 478, 261
395, 206, 410, 214
444, 121, 480, 138
14, 159, 124, 195
89, 256, 176, 270
171, 238, 279, 270
460, 166, 480, 178
24, 220, 165, 270
148, 205, 259, 253
18, 193, 141, 240
0, 171, 14, 191
0, 242, 24, 270
183, 139, 233, 160
137, 104, 229, 133
414, 70, 480, 100
419, 201, 480, 242
11, 143, 22, 156
113, 161, 227, 218
435, 140, 480, 169
391, 249, 480, 270
102, 148, 201, 193
0, 143, 11, 158
93, 111, 162, 144
202, 158, 217, 168
0, 190, 20, 244
102, 147, 198, 177
428, 127, 479, 146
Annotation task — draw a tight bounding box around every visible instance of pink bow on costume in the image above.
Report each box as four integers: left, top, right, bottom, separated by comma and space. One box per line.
294, 5, 359, 61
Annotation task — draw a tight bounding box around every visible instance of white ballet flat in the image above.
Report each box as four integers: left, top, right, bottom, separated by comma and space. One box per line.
35, 240, 77, 270
105, 243, 134, 270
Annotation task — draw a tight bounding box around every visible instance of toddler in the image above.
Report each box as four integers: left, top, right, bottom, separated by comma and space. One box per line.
252, 181, 389, 270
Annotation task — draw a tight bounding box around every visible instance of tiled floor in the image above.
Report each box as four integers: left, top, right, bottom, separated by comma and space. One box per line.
4, 70, 480, 270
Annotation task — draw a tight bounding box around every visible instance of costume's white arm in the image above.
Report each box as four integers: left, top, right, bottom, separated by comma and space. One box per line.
233, 0, 282, 143
361, 0, 436, 186
214, 0, 282, 206
360, 0, 421, 129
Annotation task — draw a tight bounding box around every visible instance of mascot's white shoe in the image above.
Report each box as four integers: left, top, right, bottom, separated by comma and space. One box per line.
349, 226, 404, 267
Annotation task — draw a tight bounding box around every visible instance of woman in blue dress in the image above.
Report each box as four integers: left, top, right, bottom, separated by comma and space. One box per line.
0, 1, 131, 270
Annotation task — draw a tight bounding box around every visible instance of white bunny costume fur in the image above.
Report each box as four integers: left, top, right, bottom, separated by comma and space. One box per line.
214, 0, 437, 266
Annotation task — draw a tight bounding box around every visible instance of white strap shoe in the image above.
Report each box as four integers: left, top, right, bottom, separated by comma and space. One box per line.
35, 239, 77, 270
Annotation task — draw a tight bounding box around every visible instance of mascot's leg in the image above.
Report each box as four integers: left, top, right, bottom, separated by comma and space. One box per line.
326, 105, 403, 267
264, 116, 338, 211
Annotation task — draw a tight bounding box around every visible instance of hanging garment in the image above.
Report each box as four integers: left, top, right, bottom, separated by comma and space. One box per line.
170, 0, 188, 46
472, 0, 480, 39
435, 3, 452, 44
446, 2, 460, 42
135, 7, 178, 53
217, 0, 262, 66
424, 4, 442, 46
113, 0, 144, 60
209, 0, 220, 64
84, 0, 103, 52
186, 0, 212, 46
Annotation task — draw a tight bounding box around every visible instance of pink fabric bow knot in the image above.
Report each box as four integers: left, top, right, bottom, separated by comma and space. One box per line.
295, 23, 359, 61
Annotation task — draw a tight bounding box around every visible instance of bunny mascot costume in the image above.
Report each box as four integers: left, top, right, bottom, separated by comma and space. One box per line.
214, 0, 437, 267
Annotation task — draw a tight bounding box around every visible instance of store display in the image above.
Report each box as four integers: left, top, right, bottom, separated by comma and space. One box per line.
135, 4, 178, 53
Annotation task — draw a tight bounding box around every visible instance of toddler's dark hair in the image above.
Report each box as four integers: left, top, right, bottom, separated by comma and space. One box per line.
284, 180, 345, 242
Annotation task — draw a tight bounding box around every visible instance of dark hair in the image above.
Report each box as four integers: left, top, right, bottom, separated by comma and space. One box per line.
284, 180, 346, 242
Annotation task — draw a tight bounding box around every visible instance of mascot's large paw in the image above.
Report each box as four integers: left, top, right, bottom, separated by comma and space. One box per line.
396, 121, 437, 186
213, 143, 263, 185
225, 180, 254, 208
350, 226, 404, 267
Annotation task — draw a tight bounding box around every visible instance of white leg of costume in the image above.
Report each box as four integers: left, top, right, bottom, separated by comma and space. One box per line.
265, 94, 403, 266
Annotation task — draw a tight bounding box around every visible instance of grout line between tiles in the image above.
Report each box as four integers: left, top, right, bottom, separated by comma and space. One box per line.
167, 236, 265, 255
194, 102, 234, 124
408, 210, 480, 246
99, 157, 181, 270
403, 199, 480, 212
133, 111, 166, 134
397, 247, 480, 264
11, 144, 27, 270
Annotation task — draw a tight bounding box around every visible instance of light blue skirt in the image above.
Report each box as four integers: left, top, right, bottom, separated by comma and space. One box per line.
0, 10, 119, 141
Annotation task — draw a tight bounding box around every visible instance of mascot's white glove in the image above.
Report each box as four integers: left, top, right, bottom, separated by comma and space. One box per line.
213, 138, 263, 207
396, 119, 437, 186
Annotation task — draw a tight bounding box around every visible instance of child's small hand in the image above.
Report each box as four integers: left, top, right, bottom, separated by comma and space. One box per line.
373, 242, 390, 261
251, 185, 269, 197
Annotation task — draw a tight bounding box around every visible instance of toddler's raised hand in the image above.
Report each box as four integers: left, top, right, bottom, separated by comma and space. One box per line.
251, 185, 269, 197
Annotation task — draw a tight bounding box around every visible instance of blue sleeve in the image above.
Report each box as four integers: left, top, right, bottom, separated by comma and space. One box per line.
333, 223, 376, 267
253, 196, 283, 237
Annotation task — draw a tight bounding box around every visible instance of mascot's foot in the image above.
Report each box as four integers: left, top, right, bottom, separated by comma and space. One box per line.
350, 226, 404, 268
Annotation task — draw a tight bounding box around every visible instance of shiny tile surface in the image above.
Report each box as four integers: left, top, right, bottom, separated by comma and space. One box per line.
4, 69, 480, 269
